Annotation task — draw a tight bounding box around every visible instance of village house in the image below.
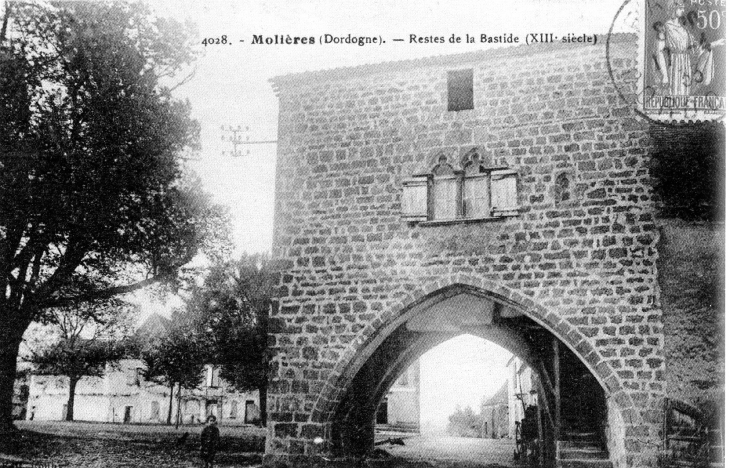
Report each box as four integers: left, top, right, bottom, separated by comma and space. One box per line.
376, 360, 420, 433
26, 360, 260, 425
506, 356, 535, 440
25, 314, 261, 425
479, 381, 508, 439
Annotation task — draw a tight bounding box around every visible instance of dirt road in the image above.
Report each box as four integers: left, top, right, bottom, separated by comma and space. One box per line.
2, 422, 515, 467
378, 434, 515, 467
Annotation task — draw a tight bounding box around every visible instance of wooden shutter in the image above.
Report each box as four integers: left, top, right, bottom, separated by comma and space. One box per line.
402, 176, 429, 221
490, 170, 519, 216
463, 175, 489, 218
126, 367, 140, 386
212, 367, 220, 387
433, 176, 458, 220
205, 366, 213, 387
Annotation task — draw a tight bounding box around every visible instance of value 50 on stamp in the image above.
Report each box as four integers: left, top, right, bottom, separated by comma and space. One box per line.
638, 0, 725, 121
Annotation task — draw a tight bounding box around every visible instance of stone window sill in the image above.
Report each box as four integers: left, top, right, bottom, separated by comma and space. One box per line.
416, 213, 519, 226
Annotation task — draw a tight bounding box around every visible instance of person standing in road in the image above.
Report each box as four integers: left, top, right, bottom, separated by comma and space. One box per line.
200, 415, 220, 468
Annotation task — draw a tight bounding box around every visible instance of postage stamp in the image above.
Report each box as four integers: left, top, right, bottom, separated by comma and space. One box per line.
637, 0, 726, 121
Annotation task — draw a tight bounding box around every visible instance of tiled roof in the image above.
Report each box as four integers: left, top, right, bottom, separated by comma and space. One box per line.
483, 380, 509, 406
135, 313, 171, 338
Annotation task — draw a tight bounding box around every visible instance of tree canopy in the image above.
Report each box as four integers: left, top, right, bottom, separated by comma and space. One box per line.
28, 299, 134, 421
30, 338, 127, 421
0, 1, 229, 431
141, 322, 206, 426
447, 405, 481, 438
184, 253, 274, 424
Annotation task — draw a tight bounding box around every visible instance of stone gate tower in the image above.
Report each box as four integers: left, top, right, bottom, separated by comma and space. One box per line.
265, 35, 721, 468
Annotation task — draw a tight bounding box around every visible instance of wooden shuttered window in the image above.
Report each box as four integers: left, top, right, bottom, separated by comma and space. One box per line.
402, 176, 429, 221
402, 167, 518, 223
126, 367, 140, 386
433, 176, 459, 220
150, 401, 160, 420
490, 169, 518, 216
205, 366, 220, 387
463, 175, 489, 219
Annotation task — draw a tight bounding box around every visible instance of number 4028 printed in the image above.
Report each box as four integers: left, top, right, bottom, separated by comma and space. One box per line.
202, 35, 229, 46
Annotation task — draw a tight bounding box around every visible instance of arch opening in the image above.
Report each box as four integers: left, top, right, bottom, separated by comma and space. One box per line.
329, 285, 614, 466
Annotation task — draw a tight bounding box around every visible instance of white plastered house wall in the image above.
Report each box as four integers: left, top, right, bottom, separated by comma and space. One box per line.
27, 359, 260, 425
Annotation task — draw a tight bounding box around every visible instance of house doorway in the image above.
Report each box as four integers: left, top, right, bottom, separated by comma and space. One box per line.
245, 400, 258, 424
150, 401, 160, 421
206, 400, 219, 420
123, 406, 132, 423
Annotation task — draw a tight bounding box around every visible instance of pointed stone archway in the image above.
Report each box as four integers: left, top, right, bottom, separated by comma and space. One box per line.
266, 278, 664, 468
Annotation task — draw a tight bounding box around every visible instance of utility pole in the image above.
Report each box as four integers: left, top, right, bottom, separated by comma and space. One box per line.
221, 125, 277, 158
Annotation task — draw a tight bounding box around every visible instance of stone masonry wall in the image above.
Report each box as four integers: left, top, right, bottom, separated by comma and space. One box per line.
268, 37, 665, 467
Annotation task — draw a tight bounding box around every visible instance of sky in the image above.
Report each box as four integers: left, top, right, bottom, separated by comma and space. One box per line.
149, 0, 630, 427
419, 334, 513, 432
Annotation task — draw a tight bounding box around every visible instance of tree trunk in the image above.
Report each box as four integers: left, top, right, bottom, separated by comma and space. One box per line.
259, 381, 267, 426
0, 325, 25, 434
166, 383, 174, 425
66, 377, 78, 421
1, 0, 11, 43
174, 383, 182, 429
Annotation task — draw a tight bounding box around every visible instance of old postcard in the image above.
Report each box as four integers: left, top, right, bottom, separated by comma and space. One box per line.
0, 1, 723, 468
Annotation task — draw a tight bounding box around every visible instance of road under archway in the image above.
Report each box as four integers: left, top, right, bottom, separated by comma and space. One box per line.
329, 284, 614, 467
376, 433, 517, 468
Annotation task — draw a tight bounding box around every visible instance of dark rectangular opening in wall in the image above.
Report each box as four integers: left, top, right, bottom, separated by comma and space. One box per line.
447, 69, 474, 111
376, 397, 388, 424
245, 400, 257, 423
